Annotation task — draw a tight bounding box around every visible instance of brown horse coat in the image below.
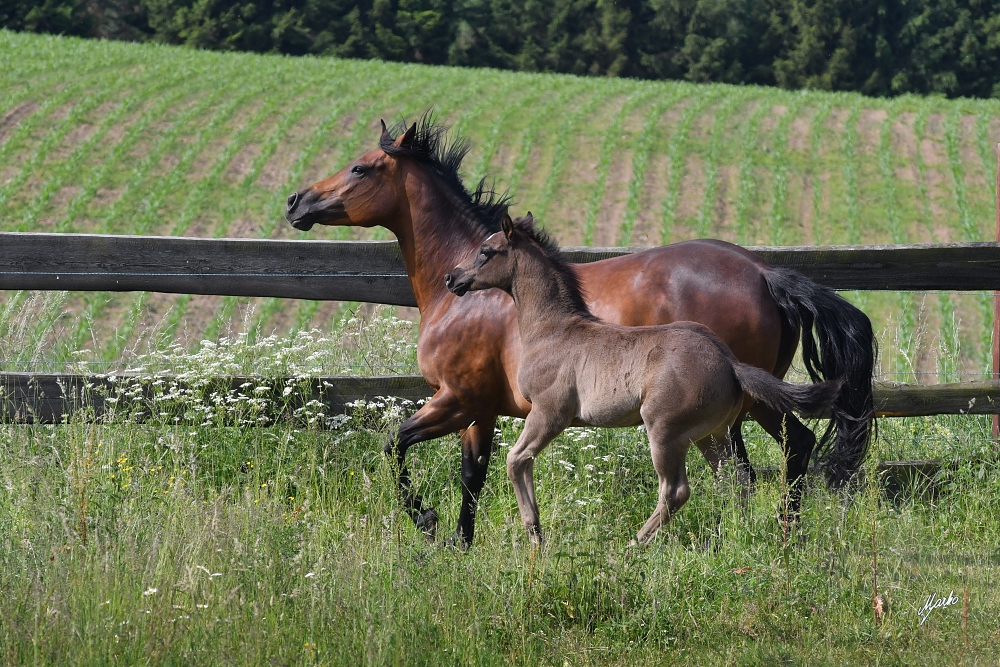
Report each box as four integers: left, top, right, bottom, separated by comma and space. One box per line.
285, 116, 876, 545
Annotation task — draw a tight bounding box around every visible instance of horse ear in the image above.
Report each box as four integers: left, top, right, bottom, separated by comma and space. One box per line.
521, 211, 534, 227
501, 213, 514, 240
380, 119, 391, 142
394, 122, 417, 148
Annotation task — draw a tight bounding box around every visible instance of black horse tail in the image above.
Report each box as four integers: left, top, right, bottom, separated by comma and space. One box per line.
761, 267, 878, 489
733, 363, 842, 417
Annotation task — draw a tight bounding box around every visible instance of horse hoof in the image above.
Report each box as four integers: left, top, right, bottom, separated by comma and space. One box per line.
414, 508, 438, 541
444, 532, 470, 552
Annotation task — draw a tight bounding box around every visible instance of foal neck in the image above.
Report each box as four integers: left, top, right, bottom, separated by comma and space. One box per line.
509, 241, 594, 339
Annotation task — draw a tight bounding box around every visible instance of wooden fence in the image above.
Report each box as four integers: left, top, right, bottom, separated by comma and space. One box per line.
2, 232, 1000, 307
1, 373, 999, 424
1, 231, 999, 422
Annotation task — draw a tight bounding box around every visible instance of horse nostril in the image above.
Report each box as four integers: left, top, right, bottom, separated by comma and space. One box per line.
444, 274, 454, 289
286, 192, 299, 213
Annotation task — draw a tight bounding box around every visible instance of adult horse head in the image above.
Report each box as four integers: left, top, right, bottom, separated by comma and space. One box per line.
287, 115, 876, 547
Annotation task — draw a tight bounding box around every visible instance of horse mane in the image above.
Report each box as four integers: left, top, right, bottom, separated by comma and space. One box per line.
512, 215, 596, 320
380, 113, 510, 237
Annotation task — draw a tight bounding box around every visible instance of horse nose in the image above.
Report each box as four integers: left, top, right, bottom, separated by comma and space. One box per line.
444, 273, 455, 290
286, 191, 300, 215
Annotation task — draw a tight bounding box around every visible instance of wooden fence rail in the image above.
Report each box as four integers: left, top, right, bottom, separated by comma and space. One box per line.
2, 373, 998, 424
2, 233, 1000, 307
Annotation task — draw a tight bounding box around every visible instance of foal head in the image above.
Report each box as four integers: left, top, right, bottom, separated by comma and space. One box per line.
444, 213, 522, 296
446, 213, 592, 318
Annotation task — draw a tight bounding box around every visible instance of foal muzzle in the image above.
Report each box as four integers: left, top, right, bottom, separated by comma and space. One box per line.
444, 271, 473, 297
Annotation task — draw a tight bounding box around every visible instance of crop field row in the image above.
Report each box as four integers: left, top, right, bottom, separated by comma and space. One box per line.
2, 31, 1000, 380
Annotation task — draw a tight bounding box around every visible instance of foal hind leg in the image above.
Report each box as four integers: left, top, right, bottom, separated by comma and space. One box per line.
695, 426, 753, 502
386, 387, 476, 538
636, 418, 694, 544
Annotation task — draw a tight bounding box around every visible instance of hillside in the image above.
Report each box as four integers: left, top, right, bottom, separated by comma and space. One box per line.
2, 30, 999, 380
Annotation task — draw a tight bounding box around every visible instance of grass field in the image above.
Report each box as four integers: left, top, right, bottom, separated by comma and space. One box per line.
1, 323, 998, 665
2, 30, 1000, 664
2, 30, 1000, 381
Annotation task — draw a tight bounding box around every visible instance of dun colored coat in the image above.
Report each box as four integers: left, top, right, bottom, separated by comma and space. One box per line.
445, 214, 841, 543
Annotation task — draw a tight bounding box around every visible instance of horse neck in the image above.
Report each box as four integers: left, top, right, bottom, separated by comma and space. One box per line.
388, 175, 488, 311
509, 245, 589, 342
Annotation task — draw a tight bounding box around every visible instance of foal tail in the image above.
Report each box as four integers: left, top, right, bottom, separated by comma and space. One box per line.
732, 363, 842, 423
761, 267, 877, 489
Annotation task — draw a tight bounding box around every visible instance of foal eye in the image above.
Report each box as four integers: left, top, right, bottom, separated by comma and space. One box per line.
351, 165, 365, 175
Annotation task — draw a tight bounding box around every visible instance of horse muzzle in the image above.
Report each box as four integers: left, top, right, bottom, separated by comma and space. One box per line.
444, 271, 473, 297
285, 189, 346, 230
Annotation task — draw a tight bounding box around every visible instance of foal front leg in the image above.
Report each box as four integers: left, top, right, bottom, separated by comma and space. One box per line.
506, 411, 567, 547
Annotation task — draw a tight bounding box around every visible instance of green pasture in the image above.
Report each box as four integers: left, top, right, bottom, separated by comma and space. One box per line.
1, 30, 1000, 663
1, 30, 1000, 380
0, 319, 998, 665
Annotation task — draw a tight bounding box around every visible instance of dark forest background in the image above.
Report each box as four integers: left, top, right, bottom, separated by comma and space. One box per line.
4, 0, 1000, 98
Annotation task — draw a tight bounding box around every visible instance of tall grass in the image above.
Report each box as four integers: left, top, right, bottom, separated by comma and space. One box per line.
0, 322, 997, 665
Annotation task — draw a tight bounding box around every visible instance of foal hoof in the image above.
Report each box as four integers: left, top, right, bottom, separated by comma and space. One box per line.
414, 508, 438, 541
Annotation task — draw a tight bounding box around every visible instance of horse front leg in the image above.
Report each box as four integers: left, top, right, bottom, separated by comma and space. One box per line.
385, 388, 473, 539
450, 415, 498, 550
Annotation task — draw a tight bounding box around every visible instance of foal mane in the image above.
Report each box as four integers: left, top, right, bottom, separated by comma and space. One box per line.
512, 216, 596, 320
380, 113, 510, 239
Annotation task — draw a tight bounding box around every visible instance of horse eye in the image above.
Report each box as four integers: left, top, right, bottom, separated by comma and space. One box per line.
351, 165, 365, 175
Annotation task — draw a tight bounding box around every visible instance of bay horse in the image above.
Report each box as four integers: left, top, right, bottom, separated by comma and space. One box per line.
445, 213, 840, 544
285, 116, 876, 546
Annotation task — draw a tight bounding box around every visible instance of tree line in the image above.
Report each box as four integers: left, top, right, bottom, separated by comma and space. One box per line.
4, 0, 1000, 98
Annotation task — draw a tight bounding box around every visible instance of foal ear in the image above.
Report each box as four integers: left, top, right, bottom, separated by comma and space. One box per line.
379, 119, 391, 142
393, 122, 418, 148
501, 213, 514, 240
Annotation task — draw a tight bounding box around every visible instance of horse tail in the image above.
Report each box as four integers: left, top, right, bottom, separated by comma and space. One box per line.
732, 363, 842, 422
761, 267, 878, 489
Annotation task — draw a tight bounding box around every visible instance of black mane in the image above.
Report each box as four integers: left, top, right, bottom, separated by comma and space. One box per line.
512, 215, 596, 320
380, 114, 510, 237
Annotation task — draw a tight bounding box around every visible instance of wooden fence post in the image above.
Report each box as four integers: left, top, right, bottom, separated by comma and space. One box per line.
994, 143, 999, 441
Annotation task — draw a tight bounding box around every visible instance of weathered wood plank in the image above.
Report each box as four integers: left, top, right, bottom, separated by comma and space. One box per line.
3, 373, 999, 423
565, 242, 1000, 291
873, 381, 1000, 417
0, 373, 434, 424
0, 233, 417, 305
1, 233, 999, 304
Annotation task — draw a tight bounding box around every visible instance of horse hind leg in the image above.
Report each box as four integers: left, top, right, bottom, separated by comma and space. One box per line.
695, 425, 753, 505
750, 403, 817, 529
